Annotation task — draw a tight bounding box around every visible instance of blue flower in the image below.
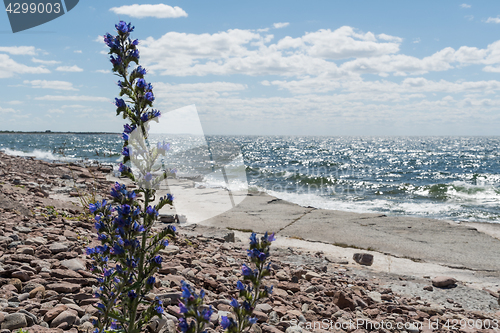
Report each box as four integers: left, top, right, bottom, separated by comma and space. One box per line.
242, 300, 252, 311
122, 147, 129, 156
97, 233, 107, 241
152, 255, 162, 265
104, 33, 120, 49
241, 264, 253, 276
202, 306, 213, 320
85, 247, 96, 255
94, 221, 105, 231
179, 318, 188, 332
114, 98, 126, 108
152, 109, 161, 118
230, 298, 239, 308
132, 39, 139, 46
115, 21, 134, 34
178, 302, 188, 314
145, 92, 155, 102
136, 78, 146, 88
181, 281, 191, 299
123, 124, 136, 134
248, 317, 258, 324
157, 141, 170, 152
236, 280, 245, 290
155, 305, 164, 314
129, 49, 139, 59
110, 322, 119, 330
122, 133, 129, 141
128, 290, 137, 299
136, 65, 146, 75
146, 205, 157, 216
266, 232, 276, 242
147, 276, 156, 285
117, 204, 131, 216
141, 113, 149, 122
110, 55, 122, 66
168, 224, 176, 232
104, 268, 114, 277
96, 303, 105, 310
220, 316, 231, 330
249, 233, 257, 245
89, 202, 100, 214
112, 244, 125, 255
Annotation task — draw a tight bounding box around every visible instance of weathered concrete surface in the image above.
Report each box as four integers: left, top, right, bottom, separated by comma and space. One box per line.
200, 192, 313, 233
280, 208, 500, 273
200, 191, 500, 275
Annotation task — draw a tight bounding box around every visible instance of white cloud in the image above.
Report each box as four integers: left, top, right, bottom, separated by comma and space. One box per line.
154, 81, 247, 99
61, 104, 86, 109
74, 50, 82, 54
460, 3, 471, 8
273, 22, 289, 29
413, 38, 421, 44
140, 26, 401, 77
35, 95, 109, 102
483, 65, 500, 73
7, 101, 23, 105
47, 109, 65, 114
486, 17, 500, 24
377, 33, 403, 43
31, 58, 60, 65
24, 80, 77, 91
95, 69, 110, 74
0, 106, 17, 113
0, 46, 36, 55
56, 65, 83, 72
109, 4, 187, 19
0, 54, 50, 78
277, 27, 400, 59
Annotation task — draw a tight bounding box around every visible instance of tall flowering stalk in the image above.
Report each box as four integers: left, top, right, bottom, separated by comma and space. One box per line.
220, 232, 275, 333
87, 21, 175, 333
177, 281, 214, 333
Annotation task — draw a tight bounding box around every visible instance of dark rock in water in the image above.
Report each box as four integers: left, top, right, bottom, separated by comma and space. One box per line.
353, 253, 374, 266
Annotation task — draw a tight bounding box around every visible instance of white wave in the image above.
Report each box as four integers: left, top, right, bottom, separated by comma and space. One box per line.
1, 148, 77, 162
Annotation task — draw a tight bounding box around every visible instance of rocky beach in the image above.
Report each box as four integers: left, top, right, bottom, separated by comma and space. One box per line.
0, 150, 499, 333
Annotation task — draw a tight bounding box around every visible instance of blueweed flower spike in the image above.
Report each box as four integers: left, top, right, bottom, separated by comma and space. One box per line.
177, 281, 213, 333
88, 21, 176, 333
221, 232, 275, 333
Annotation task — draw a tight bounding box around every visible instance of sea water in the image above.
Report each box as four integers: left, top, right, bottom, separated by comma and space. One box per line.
1, 134, 500, 223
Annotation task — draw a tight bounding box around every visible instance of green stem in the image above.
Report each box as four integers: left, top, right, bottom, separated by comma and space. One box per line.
128, 188, 151, 332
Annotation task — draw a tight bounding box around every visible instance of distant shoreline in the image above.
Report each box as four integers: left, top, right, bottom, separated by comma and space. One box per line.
0, 131, 120, 135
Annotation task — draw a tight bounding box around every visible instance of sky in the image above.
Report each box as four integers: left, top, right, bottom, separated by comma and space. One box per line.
1, 1, 500, 135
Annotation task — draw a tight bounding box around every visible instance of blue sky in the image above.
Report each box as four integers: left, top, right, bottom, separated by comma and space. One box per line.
2, 1, 500, 135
